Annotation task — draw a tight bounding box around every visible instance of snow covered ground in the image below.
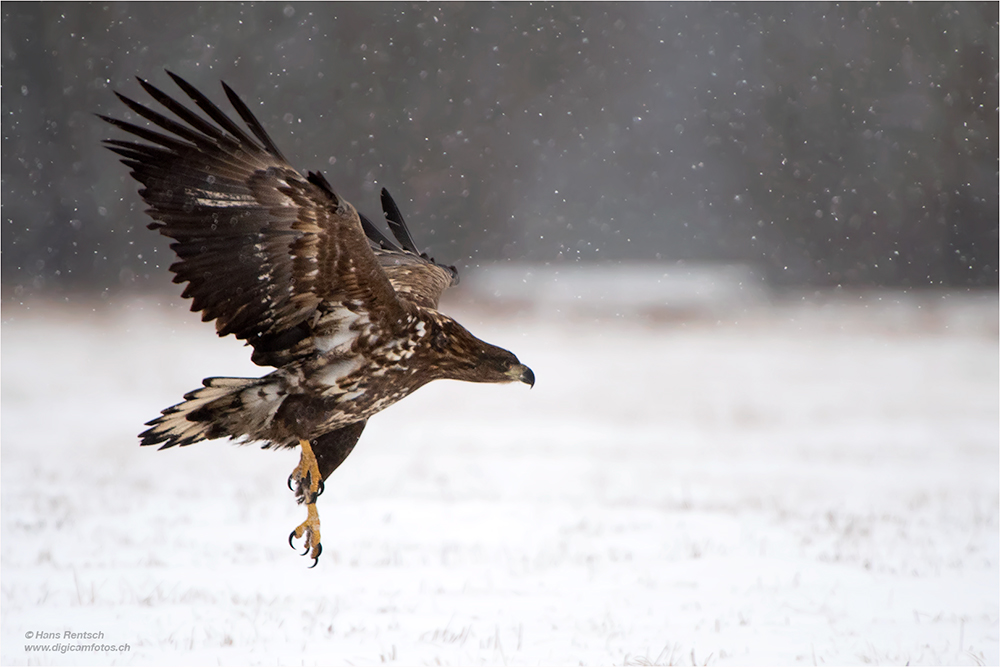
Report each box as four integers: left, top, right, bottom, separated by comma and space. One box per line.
2, 282, 997, 666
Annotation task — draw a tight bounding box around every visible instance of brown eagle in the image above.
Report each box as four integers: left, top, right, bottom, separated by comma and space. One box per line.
101, 72, 534, 566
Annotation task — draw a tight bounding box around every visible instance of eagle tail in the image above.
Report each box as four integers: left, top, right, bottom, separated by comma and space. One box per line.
140, 376, 279, 449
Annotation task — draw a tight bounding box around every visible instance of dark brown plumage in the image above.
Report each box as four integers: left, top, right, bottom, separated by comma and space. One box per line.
102, 72, 533, 566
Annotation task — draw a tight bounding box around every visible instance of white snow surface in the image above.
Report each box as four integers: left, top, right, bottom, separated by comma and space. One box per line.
2, 287, 997, 666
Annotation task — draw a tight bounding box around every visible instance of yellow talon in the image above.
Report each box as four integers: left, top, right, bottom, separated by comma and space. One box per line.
290, 502, 322, 565
288, 439, 324, 566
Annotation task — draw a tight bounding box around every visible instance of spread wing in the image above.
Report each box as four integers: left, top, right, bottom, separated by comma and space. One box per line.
101, 71, 406, 364
358, 188, 459, 310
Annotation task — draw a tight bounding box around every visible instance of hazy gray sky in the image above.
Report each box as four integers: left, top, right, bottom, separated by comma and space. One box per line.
3, 2, 996, 296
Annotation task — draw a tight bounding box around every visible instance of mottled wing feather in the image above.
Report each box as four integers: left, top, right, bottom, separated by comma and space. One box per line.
102, 72, 404, 360
376, 256, 455, 310
359, 188, 458, 309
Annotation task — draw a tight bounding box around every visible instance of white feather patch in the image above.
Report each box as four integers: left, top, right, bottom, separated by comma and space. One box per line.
185, 188, 257, 207
315, 311, 370, 353
339, 389, 366, 401
316, 356, 364, 387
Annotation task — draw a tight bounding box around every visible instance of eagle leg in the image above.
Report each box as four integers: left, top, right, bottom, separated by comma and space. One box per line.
289, 438, 324, 504
288, 438, 324, 565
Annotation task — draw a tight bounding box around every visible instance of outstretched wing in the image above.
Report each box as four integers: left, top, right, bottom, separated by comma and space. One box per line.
101, 72, 405, 363
359, 188, 459, 310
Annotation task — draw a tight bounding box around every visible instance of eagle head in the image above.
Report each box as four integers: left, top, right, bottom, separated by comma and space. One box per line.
428, 316, 534, 388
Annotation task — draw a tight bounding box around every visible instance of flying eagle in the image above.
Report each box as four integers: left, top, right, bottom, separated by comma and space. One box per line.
101, 72, 534, 566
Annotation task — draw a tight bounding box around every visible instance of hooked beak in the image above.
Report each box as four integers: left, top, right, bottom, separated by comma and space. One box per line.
508, 363, 535, 388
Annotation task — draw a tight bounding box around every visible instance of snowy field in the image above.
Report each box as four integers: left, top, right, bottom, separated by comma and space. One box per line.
2, 280, 997, 666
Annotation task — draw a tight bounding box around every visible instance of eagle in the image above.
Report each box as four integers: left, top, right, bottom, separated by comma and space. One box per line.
101, 72, 534, 566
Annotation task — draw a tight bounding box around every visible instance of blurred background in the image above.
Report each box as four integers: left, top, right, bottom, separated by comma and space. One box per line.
2, 2, 997, 301
3, 7, 998, 663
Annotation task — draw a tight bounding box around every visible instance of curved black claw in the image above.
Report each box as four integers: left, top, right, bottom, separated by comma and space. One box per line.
289, 473, 324, 502
305, 479, 325, 505
288, 530, 310, 556
308, 543, 323, 568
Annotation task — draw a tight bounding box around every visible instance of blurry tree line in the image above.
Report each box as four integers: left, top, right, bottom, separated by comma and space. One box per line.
2, 2, 997, 298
